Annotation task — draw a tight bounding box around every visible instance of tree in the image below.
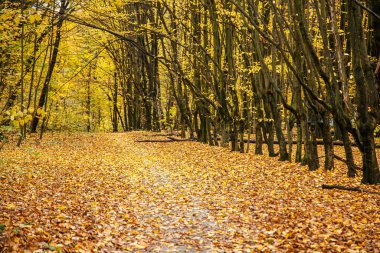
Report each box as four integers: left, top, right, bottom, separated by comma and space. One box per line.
1, 0, 379, 184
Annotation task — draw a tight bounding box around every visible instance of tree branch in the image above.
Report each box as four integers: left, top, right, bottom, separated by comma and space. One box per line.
351, 0, 380, 21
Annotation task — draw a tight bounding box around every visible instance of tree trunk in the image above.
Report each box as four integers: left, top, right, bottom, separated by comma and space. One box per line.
348, 0, 380, 184
321, 112, 334, 170
113, 73, 118, 132
31, 0, 68, 132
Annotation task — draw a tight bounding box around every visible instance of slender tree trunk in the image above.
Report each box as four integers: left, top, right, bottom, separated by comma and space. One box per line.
321, 112, 334, 170
31, 0, 68, 132
17, 0, 25, 146
113, 72, 118, 132
86, 67, 91, 132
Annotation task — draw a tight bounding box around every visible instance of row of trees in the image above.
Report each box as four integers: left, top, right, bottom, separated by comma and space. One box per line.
1, 0, 71, 137
1, 0, 116, 134
1, 0, 379, 184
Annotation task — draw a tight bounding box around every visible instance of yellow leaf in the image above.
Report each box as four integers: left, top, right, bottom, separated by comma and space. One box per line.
57, 205, 67, 211
6, 203, 16, 209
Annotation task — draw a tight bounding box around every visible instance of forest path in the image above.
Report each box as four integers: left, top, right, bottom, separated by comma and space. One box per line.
1, 132, 379, 252
134, 151, 223, 252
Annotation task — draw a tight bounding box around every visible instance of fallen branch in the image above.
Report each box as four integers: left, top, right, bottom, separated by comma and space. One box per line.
322, 184, 380, 195
135, 137, 193, 143
167, 137, 194, 142
135, 139, 174, 143
242, 139, 380, 148
137, 136, 380, 148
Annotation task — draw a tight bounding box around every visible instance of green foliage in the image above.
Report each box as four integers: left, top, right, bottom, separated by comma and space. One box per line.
375, 125, 380, 137
0, 224, 5, 235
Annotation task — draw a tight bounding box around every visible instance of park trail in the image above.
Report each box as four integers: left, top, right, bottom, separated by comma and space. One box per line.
0, 132, 379, 252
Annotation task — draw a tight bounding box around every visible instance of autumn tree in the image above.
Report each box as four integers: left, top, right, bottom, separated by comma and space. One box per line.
1, 0, 379, 184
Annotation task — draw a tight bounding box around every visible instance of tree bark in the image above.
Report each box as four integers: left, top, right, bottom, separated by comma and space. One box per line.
30, 0, 68, 132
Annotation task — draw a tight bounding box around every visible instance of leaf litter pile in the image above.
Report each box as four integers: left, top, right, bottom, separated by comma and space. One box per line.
1, 132, 379, 252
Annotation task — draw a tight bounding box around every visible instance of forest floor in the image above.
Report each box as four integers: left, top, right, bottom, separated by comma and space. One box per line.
1, 132, 380, 252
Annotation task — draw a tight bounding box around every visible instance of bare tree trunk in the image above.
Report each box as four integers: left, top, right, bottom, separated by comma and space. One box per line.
321, 112, 334, 170
112, 73, 118, 132
31, 0, 68, 132
347, 0, 380, 184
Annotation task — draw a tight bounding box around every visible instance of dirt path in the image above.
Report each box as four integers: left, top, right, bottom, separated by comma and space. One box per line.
1, 132, 379, 252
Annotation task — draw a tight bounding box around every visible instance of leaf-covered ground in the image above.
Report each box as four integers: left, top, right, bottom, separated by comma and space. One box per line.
1, 132, 379, 252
